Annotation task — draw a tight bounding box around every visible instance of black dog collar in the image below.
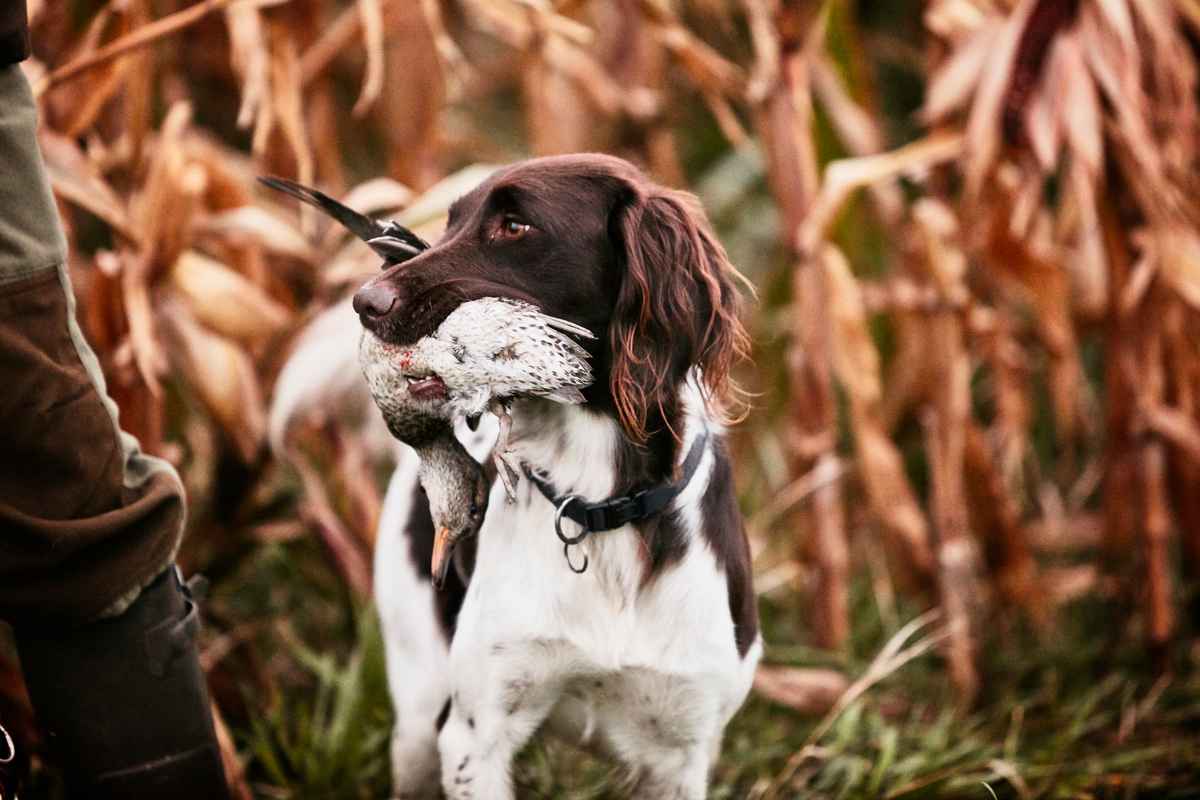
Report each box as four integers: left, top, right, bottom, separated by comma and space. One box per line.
523, 431, 710, 574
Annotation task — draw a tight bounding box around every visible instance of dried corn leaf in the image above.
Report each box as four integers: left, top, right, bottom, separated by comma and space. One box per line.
36, 0, 245, 96
962, 0, 1034, 201
922, 23, 999, 122
265, 19, 314, 193
825, 245, 934, 580
170, 250, 292, 342
340, 177, 414, 217
160, 300, 266, 463
377, 2, 445, 188
1157, 228, 1200, 312
196, 206, 315, 262
811, 55, 903, 223
39, 131, 138, 243
352, 0, 385, 117
1055, 34, 1103, 178
225, 3, 270, 130
925, 0, 989, 39
797, 132, 963, 256
129, 102, 203, 279
122, 249, 169, 395
396, 165, 500, 228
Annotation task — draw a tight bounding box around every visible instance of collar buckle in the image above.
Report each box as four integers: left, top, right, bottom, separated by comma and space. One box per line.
588, 491, 648, 531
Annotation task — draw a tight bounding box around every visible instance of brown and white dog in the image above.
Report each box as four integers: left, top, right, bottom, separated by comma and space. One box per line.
275, 154, 759, 799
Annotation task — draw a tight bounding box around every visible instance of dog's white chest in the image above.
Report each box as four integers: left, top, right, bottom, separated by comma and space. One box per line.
430, 398, 759, 799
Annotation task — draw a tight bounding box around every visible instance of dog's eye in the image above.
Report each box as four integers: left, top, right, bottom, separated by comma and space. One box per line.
496, 216, 530, 241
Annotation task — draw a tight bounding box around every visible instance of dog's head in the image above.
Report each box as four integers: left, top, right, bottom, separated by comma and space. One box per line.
353, 153, 750, 444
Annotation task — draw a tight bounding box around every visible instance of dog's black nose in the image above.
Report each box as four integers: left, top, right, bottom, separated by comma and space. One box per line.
353, 283, 399, 324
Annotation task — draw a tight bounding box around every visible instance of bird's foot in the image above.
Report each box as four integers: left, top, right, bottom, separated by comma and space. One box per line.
489, 400, 518, 501
494, 451, 520, 502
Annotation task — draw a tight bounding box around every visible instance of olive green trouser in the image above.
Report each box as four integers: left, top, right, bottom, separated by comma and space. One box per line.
0, 64, 183, 627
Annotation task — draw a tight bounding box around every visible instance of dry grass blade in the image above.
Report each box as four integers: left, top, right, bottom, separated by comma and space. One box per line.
1140, 403, 1200, 463
130, 102, 202, 280
763, 611, 950, 799
210, 702, 254, 800
122, 249, 169, 397
811, 56, 904, 223
964, 423, 1041, 622
340, 177, 413, 216
422, 0, 471, 98
465, 0, 649, 121
1055, 34, 1103, 178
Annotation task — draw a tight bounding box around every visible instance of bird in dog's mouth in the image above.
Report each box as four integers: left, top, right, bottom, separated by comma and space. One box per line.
360, 332, 487, 588
260, 175, 594, 587
358, 297, 595, 587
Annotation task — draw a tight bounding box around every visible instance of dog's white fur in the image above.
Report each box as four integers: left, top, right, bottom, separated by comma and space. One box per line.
273, 299, 760, 800
436, 384, 760, 799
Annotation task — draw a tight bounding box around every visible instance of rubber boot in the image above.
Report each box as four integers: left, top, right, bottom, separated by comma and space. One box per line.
14, 567, 231, 800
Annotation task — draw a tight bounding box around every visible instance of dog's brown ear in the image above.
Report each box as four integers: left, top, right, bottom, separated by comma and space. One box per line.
609, 185, 750, 444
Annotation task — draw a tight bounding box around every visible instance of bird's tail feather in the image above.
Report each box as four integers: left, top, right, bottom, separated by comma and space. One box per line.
545, 386, 588, 405
554, 335, 592, 362
259, 175, 385, 244
542, 314, 595, 341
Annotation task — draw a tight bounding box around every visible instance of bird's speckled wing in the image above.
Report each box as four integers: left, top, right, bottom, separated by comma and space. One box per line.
428, 298, 595, 408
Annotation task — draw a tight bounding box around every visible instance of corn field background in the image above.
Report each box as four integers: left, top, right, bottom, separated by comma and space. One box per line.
4, 0, 1200, 797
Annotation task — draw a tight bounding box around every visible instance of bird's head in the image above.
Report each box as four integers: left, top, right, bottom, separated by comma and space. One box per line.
418, 439, 489, 589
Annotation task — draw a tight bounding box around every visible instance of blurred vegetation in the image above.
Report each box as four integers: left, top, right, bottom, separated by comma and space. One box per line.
5, 0, 1200, 796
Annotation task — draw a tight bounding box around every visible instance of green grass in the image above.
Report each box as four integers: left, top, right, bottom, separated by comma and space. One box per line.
212, 537, 1200, 799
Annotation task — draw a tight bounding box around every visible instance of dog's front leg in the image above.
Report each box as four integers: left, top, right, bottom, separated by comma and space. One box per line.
438, 640, 570, 800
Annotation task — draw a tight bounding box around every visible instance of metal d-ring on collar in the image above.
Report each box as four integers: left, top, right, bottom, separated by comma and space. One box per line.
0, 722, 13, 764
527, 430, 711, 575
554, 494, 590, 573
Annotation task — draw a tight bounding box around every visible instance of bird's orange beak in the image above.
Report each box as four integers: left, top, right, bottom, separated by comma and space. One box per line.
431, 526, 454, 589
